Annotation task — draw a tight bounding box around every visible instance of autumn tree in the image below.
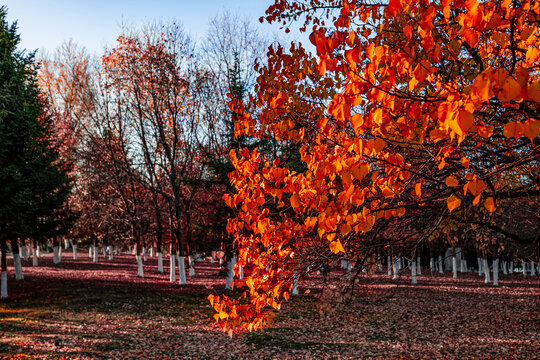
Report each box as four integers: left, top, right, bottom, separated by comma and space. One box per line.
209, 0, 540, 332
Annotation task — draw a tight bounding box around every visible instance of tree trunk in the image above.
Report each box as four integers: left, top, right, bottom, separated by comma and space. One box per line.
21, 242, 28, 261
502, 260, 508, 275
225, 255, 237, 289
32, 241, 38, 267
73, 244, 78, 260
438, 254, 443, 274
387, 255, 392, 276
392, 257, 399, 280
411, 260, 417, 285
531, 261, 536, 276
169, 252, 176, 282
93, 239, 98, 263
1, 241, 7, 298
188, 255, 195, 277
509, 261, 513, 274
484, 258, 491, 283
143, 247, 147, 262
452, 246, 457, 279
136, 252, 144, 278
477, 257, 482, 275
157, 252, 164, 273
522, 260, 527, 276
36, 244, 40, 258
89, 245, 93, 259
292, 270, 299, 295
178, 255, 187, 285
239, 264, 244, 279
493, 258, 499, 286
12, 240, 23, 280
416, 256, 421, 275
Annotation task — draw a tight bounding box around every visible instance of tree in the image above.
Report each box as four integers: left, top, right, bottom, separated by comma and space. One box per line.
0, 6, 71, 297
209, 0, 540, 332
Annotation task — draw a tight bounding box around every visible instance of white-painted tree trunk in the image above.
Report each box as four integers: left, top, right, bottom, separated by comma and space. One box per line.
89, 245, 93, 259
378, 262, 383, 271
509, 261, 513, 274
73, 245, 78, 260
392, 258, 399, 280
149, 247, 154, 258
1, 271, 7, 298
416, 257, 421, 275
484, 258, 491, 283
157, 252, 164, 273
36, 245, 40, 258
219, 257, 223, 268
58, 246, 62, 260
438, 255, 443, 274
452, 256, 457, 278
239, 264, 244, 280
93, 246, 98, 263
411, 260, 417, 284
522, 260, 527, 276
169, 254, 176, 282
430, 257, 434, 272
53, 246, 60, 264
502, 260, 508, 275
387, 255, 392, 276
225, 256, 237, 289
32, 246, 38, 267
460, 259, 465, 272
477, 257, 482, 275
13, 254, 23, 280
531, 261, 536, 276
341, 260, 347, 269
108, 246, 114, 260
493, 258, 499, 286
196, 252, 202, 262
178, 255, 187, 285
21, 245, 28, 261
143, 247, 147, 261
292, 271, 299, 295
64, 239, 70, 249
188, 256, 195, 277
463, 259, 468, 272
136, 255, 144, 277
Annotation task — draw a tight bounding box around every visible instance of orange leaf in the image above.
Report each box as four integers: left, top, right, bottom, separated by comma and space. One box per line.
387, 0, 403, 16
415, 182, 422, 197
290, 194, 301, 210
503, 121, 522, 139
340, 223, 352, 236
447, 196, 461, 212
473, 194, 482, 205
460, 157, 470, 169
484, 197, 496, 213
445, 176, 459, 187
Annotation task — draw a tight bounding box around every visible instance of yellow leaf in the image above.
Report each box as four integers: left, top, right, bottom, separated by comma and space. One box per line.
445, 176, 459, 187
447, 196, 461, 212
329, 239, 345, 254
484, 197, 496, 213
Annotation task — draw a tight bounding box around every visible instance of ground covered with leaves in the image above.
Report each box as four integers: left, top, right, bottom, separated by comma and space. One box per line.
0, 253, 538, 359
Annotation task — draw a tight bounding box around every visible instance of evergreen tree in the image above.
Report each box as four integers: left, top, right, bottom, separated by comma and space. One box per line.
0, 6, 71, 296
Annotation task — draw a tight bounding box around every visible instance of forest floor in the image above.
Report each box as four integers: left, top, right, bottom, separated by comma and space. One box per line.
0, 252, 539, 359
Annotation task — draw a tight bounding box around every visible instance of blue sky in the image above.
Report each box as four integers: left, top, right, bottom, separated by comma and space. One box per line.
3, 0, 284, 55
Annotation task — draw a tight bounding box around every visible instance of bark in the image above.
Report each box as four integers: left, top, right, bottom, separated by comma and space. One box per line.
493, 258, 499, 286
188, 255, 195, 277
531, 261, 536, 276
169, 253, 176, 282
387, 255, 392, 276
438, 254, 443, 274
411, 260, 418, 285
477, 257, 483, 275
225, 256, 237, 289
136, 254, 144, 278
291, 270, 299, 295
1, 241, 7, 298
157, 252, 164, 273
392, 257, 399, 280
416, 256, 421, 275
178, 255, 187, 285
73, 244, 78, 260
484, 258, 491, 283
452, 247, 457, 279
522, 260, 527, 276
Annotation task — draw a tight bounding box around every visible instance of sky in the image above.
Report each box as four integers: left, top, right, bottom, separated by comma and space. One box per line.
3, 0, 287, 56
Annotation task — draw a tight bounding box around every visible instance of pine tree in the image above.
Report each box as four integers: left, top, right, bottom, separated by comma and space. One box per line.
0, 6, 71, 296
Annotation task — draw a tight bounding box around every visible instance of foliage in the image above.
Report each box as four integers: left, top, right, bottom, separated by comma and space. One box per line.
211, 0, 540, 331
